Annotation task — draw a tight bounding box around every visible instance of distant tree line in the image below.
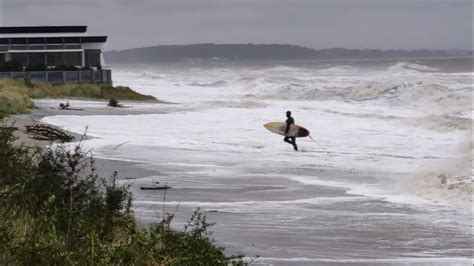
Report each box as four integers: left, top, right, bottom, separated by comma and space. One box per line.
105, 43, 473, 63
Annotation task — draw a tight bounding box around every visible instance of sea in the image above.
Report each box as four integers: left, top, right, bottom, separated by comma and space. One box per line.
41, 58, 473, 265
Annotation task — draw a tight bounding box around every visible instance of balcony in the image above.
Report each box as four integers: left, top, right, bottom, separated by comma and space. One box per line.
0, 69, 112, 84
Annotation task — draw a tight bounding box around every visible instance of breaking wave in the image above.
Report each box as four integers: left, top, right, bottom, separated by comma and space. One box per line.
387, 62, 440, 73
204, 100, 267, 109
410, 115, 472, 132
255, 82, 471, 113
401, 140, 472, 208
189, 80, 228, 87
316, 65, 359, 75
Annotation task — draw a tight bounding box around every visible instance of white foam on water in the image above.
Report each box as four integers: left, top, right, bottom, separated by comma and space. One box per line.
42, 61, 473, 261
42, 63, 471, 207
134, 196, 364, 210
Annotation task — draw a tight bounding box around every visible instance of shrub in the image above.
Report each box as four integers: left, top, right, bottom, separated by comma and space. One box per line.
25, 64, 47, 72
0, 79, 34, 118
0, 60, 23, 72
0, 127, 244, 265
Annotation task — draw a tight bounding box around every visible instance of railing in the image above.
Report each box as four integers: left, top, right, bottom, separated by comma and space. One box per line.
0, 69, 112, 84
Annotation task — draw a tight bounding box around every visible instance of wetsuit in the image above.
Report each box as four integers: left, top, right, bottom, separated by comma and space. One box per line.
284, 116, 298, 151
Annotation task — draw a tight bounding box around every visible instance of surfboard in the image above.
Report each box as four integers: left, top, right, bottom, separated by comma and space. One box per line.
264, 122, 310, 138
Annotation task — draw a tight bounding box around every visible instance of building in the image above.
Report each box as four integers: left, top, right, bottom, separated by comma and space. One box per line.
0, 26, 111, 83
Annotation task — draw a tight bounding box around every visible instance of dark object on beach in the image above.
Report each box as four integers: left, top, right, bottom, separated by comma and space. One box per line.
140, 185, 171, 190
25, 121, 74, 142
58, 101, 83, 111
108, 98, 123, 108
58, 101, 83, 110
59, 101, 70, 109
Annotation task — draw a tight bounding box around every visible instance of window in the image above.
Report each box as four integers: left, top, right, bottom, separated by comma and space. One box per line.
11, 38, 27, 44
46, 52, 63, 66
11, 53, 28, 66
28, 38, 45, 44
46, 37, 63, 44
85, 50, 101, 67
29, 53, 46, 66
65, 44, 81, 49
0, 53, 5, 63
64, 37, 81, 44
11, 45, 28, 50
64, 52, 81, 66
46, 44, 63, 50
0, 46, 8, 52
29, 45, 45, 50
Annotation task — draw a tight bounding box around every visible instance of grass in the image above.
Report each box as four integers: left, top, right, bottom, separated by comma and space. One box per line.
0, 78, 157, 118
0, 126, 245, 265
0, 79, 35, 118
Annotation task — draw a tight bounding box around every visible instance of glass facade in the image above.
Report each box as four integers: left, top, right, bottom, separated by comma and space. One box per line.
10, 45, 28, 50
85, 50, 101, 67
11, 53, 28, 66
46, 44, 63, 50
63, 52, 81, 66
29, 53, 45, 66
65, 44, 81, 49
0, 53, 4, 63
28, 45, 45, 50
4, 52, 82, 67
46, 52, 63, 66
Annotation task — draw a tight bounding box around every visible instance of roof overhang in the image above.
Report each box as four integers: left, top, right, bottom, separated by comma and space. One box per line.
0, 36, 107, 44
0, 26, 87, 34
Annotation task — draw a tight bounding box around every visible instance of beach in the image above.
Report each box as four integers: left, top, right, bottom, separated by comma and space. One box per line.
19, 58, 473, 265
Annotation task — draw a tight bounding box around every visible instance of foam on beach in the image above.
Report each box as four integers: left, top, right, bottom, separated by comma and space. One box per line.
41, 59, 473, 262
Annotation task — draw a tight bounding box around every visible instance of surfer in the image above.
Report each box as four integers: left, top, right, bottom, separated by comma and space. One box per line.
284, 111, 298, 151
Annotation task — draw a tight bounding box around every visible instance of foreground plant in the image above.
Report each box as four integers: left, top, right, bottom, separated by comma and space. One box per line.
0, 126, 244, 265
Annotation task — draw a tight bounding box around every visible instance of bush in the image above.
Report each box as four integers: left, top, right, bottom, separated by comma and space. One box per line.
0, 60, 23, 72
25, 64, 47, 72
0, 127, 244, 265
0, 79, 34, 118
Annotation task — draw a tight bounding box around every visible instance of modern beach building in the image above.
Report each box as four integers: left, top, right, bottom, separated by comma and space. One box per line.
0, 26, 111, 83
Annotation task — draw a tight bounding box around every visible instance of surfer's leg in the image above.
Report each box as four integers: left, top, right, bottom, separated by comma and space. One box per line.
284, 137, 292, 144
291, 137, 298, 151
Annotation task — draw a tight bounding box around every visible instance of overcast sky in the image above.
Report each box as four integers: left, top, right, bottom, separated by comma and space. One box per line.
1, 0, 472, 51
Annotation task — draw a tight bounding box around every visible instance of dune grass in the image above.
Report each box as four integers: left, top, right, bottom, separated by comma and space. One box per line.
0, 79, 35, 118
27, 81, 157, 101
0, 78, 157, 118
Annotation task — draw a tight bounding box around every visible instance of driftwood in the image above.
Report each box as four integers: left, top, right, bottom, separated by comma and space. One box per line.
25, 121, 74, 142
140, 186, 171, 190
49, 107, 84, 111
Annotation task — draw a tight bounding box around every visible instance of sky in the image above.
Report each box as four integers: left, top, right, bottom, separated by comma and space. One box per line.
0, 0, 472, 51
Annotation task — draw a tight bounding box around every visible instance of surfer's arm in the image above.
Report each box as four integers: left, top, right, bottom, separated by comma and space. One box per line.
285, 122, 290, 134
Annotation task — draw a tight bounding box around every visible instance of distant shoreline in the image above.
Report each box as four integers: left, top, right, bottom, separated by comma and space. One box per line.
105, 43, 473, 64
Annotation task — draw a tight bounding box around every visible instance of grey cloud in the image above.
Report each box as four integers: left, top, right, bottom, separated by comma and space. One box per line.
1, 0, 472, 50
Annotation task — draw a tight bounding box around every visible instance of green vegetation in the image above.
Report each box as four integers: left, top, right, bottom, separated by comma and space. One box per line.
0, 79, 35, 118
27, 82, 157, 101
0, 127, 244, 265
0, 78, 157, 118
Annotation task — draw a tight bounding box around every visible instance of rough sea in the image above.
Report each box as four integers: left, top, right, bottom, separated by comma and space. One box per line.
42, 58, 473, 265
